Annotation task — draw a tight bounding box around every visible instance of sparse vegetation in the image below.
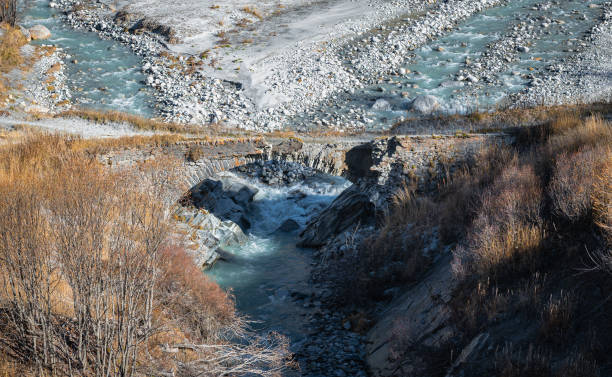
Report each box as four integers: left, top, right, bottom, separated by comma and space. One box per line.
0, 26, 25, 72
56, 109, 205, 134
242, 6, 263, 20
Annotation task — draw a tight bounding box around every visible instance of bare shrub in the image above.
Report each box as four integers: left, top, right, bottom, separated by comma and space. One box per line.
156, 245, 235, 341
0, 182, 61, 374
438, 145, 514, 243
549, 146, 606, 222
0, 0, 17, 27
539, 290, 575, 343
0, 134, 293, 376
456, 163, 544, 279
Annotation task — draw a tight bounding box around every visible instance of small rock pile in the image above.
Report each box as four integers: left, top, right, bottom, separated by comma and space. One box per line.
235, 160, 318, 186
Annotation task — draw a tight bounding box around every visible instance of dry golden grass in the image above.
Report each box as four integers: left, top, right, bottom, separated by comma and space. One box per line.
390, 102, 612, 135
56, 108, 204, 134
539, 290, 575, 343
0, 25, 28, 103
547, 114, 612, 154
594, 149, 612, 244
0, 26, 26, 73
242, 6, 263, 19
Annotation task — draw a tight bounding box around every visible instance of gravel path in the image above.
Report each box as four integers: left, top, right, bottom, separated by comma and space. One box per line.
0, 116, 157, 138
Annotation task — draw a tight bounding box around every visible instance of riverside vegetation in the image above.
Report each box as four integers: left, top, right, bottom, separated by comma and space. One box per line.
0, 133, 293, 376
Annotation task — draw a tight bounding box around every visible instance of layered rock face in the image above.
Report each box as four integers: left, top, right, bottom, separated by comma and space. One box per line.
187, 174, 259, 231
299, 134, 501, 248
298, 185, 376, 247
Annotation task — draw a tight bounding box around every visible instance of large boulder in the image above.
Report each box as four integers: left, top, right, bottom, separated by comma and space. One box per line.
174, 207, 247, 268
411, 95, 440, 114
371, 98, 392, 111
187, 175, 258, 231
29, 25, 51, 40
298, 185, 375, 247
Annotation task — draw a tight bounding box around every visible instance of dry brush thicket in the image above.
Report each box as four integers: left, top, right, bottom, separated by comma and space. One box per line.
326, 105, 612, 375
0, 135, 292, 376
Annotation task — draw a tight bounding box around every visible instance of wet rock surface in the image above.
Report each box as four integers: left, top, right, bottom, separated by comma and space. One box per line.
299, 185, 375, 248
173, 206, 247, 268
235, 160, 318, 186
186, 173, 260, 230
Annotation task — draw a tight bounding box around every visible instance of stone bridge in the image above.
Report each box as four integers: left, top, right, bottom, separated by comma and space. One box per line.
101, 133, 508, 197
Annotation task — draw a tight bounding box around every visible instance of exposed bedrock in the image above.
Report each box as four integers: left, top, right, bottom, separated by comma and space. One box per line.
299, 133, 506, 247
298, 184, 376, 247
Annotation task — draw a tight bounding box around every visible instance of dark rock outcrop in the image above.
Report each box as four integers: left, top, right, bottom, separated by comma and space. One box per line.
277, 219, 300, 233
298, 185, 375, 247
186, 175, 258, 231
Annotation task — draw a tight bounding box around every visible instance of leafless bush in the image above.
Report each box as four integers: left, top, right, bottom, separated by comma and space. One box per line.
156, 244, 235, 341
454, 162, 544, 279
171, 332, 293, 377
0, 183, 61, 374
0, 0, 17, 27
438, 145, 514, 243
549, 147, 605, 222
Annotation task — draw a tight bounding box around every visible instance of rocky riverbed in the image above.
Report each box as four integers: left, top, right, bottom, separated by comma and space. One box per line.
510, 2, 612, 107
31, 0, 608, 133
173, 160, 370, 377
